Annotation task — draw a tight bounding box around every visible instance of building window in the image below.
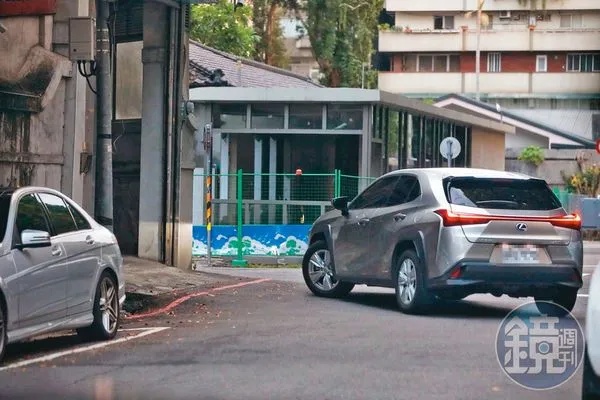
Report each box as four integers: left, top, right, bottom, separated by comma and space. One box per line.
487, 53, 502, 72
326, 104, 363, 130
434, 15, 455, 30
251, 104, 285, 129
289, 104, 323, 129
212, 104, 247, 129
536, 55, 548, 72
567, 54, 600, 72
560, 14, 583, 28
417, 54, 460, 72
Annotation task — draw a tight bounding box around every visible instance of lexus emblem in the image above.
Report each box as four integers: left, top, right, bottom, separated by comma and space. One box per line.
516, 223, 528, 232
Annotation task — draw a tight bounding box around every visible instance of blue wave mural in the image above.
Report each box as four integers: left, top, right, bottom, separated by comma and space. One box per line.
193, 225, 310, 256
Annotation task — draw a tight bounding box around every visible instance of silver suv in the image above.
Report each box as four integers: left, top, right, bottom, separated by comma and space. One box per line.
302, 168, 583, 315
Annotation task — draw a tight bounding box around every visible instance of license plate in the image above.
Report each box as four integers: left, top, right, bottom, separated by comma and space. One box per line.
502, 245, 540, 264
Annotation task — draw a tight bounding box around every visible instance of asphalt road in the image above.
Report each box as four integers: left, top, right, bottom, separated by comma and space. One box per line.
0, 257, 597, 400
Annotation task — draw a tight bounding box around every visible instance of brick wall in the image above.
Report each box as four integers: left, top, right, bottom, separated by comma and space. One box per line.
460, 52, 568, 73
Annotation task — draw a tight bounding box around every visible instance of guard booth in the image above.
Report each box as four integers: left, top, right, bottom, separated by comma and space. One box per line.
188, 87, 515, 263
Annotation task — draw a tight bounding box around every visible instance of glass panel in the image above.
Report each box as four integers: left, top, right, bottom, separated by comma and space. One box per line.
445, 178, 561, 211
572, 14, 582, 28
212, 104, 247, 129
449, 55, 460, 72
404, 55, 418, 71
434, 56, 447, 72
387, 176, 420, 207
410, 116, 421, 167
16, 194, 50, 235
568, 54, 580, 71
115, 41, 143, 120
349, 176, 398, 210
251, 104, 284, 129
424, 120, 433, 167
582, 54, 594, 72
326, 104, 363, 130
289, 104, 323, 129
434, 16, 443, 29
67, 202, 91, 230
560, 15, 571, 28
38, 193, 78, 236
444, 16, 455, 29
536, 56, 547, 72
418, 55, 433, 72
593, 55, 600, 72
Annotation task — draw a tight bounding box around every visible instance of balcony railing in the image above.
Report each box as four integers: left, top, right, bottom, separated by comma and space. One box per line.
378, 72, 600, 94
379, 27, 600, 52
384, 0, 600, 12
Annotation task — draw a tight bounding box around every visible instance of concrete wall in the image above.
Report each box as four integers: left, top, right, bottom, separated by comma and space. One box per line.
0, 1, 91, 206
470, 127, 506, 170
506, 148, 600, 188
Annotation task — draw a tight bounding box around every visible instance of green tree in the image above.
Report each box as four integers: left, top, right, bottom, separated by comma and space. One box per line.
300, 0, 383, 87
253, 0, 298, 67
189, 0, 257, 58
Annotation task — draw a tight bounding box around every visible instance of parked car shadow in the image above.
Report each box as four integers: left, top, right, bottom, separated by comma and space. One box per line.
339, 290, 526, 320
3, 331, 87, 365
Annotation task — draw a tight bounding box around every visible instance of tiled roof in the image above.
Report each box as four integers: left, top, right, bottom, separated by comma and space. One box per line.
188, 40, 322, 88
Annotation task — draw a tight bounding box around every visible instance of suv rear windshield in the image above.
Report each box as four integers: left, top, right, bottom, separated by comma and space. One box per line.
0, 193, 11, 242
444, 177, 562, 211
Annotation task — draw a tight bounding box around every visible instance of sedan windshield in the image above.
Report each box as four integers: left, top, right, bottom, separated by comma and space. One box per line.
0, 194, 10, 242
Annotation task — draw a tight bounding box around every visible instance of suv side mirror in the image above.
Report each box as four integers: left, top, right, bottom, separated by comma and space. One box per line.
17, 229, 52, 250
332, 196, 350, 217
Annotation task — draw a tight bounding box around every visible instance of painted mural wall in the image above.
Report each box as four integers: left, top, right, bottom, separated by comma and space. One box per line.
192, 225, 310, 257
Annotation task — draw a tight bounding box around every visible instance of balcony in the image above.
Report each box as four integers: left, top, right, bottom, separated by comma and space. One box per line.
378, 72, 600, 94
532, 29, 600, 51
532, 73, 600, 93
378, 72, 463, 93
379, 29, 462, 52
384, 0, 600, 12
379, 28, 600, 53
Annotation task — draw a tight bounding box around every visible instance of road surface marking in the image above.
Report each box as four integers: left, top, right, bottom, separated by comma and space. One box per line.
584, 273, 591, 278
0, 327, 169, 372
578, 294, 589, 298
126, 278, 272, 320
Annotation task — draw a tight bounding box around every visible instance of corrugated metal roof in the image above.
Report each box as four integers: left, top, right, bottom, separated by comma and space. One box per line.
508, 109, 596, 140
188, 40, 321, 88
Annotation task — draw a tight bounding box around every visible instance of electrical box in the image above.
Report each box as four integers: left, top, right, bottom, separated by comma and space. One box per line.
69, 17, 96, 62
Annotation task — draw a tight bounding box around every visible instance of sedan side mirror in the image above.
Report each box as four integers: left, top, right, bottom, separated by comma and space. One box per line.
17, 229, 52, 250
332, 196, 350, 217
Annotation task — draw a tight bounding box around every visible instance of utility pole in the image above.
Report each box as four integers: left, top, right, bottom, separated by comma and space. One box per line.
475, 0, 484, 102
94, 0, 114, 231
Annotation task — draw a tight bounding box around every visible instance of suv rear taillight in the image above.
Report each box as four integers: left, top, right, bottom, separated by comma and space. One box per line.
434, 209, 581, 230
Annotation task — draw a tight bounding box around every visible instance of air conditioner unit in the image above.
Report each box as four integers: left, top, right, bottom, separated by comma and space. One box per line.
499, 11, 512, 19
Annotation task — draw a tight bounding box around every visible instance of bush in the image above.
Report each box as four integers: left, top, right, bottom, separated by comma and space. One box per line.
563, 164, 600, 197
517, 146, 544, 166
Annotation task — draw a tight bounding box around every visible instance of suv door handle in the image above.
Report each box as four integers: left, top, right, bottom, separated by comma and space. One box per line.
358, 218, 370, 226
85, 235, 95, 245
394, 213, 407, 222
51, 246, 62, 257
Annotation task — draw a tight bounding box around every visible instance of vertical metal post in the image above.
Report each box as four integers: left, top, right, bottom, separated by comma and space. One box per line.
203, 124, 213, 266
232, 168, 248, 267
94, 0, 114, 231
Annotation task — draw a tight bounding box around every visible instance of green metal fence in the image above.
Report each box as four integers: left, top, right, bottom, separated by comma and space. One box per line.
200, 169, 377, 227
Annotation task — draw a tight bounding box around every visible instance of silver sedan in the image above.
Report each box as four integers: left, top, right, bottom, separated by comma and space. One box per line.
0, 186, 125, 362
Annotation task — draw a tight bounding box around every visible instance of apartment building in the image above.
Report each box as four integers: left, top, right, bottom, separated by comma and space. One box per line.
377, 0, 600, 138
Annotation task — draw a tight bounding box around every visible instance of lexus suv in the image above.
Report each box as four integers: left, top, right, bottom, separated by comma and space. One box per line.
302, 168, 583, 315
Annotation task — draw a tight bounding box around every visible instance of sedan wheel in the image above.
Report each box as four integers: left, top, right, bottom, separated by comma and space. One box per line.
77, 272, 120, 341
302, 240, 354, 298
397, 258, 417, 306
394, 249, 434, 314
